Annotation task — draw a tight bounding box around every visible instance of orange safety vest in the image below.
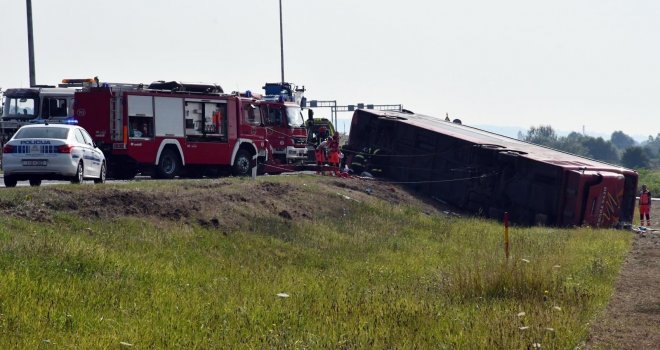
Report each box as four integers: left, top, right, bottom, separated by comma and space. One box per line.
315, 148, 325, 163
640, 191, 651, 206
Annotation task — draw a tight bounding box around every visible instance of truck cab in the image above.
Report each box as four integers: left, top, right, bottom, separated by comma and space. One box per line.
257, 98, 308, 164
1, 87, 74, 141
257, 82, 308, 165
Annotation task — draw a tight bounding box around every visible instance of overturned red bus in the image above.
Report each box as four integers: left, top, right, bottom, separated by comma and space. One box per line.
344, 109, 638, 228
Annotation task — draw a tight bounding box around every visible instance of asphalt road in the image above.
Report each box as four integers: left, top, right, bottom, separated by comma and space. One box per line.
0, 174, 139, 188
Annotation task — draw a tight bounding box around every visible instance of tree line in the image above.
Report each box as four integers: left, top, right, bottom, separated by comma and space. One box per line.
518, 126, 660, 169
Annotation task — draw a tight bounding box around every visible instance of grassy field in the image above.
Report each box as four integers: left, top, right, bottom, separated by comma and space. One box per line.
637, 168, 660, 195
0, 177, 631, 349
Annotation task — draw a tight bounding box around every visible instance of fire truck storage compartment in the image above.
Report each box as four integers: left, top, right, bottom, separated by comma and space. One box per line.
154, 97, 185, 138
127, 95, 154, 117
184, 100, 227, 140
126, 95, 153, 139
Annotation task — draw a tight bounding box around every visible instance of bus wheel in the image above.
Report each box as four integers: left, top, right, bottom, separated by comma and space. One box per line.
156, 149, 180, 179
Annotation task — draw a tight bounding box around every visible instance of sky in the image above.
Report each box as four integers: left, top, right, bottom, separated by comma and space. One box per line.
2, 0, 659, 140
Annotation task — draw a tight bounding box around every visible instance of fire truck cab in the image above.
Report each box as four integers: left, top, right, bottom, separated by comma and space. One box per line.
258, 82, 307, 173
256, 97, 308, 164
73, 80, 269, 179
1, 86, 75, 142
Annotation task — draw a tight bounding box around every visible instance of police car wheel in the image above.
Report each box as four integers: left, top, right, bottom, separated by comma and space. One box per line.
71, 162, 84, 184
29, 179, 42, 187
94, 163, 106, 184
3, 176, 18, 188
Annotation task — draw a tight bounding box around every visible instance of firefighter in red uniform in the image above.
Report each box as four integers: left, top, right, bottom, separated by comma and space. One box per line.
639, 184, 652, 227
315, 138, 328, 175
318, 126, 328, 144
328, 132, 341, 176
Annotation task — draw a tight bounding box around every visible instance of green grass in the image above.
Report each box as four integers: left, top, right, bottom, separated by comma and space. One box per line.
0, 179, 631, 349
637, 168, 660, 195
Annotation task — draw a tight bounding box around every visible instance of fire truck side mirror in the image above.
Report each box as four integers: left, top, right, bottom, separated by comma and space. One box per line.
307, 109, 314, 121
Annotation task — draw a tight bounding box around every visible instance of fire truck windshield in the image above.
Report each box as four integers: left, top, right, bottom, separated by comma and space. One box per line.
286, 106, 305, 127
3, 97, 36, 118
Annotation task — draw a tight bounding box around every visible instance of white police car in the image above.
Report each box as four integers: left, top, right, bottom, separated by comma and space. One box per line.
2, 124, 106, 187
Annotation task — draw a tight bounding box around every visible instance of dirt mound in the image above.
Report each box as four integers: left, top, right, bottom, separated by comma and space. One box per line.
0, 177, 449, 230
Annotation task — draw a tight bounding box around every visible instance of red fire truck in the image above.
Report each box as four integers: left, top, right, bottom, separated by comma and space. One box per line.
72, 80, 278, 179
255, 97, 308, 171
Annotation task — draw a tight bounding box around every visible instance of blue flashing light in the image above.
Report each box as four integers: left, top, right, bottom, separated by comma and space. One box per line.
29, 118, 47, 124
63, 117, 79, 125
245, 90, 252, 98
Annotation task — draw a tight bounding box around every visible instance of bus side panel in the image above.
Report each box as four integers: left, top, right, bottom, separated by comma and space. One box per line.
346, 109, 635, 227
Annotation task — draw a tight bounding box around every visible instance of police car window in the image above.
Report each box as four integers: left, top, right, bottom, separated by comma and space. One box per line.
14, 127, 69, 139
74, 129, 86, 144
79, 128, 94, 145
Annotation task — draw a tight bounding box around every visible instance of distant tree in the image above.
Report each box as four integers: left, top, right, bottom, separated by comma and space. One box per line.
642, 133, 660, 155
554, 132, 589, 156
610, 131, 636, 150
621, 147, 650, 169
523, 125, 557, 147
582, 137, 619, 163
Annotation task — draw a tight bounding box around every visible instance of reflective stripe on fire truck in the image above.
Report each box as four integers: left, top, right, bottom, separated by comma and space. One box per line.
230, 139, 259, 166
154, 139, 186, 166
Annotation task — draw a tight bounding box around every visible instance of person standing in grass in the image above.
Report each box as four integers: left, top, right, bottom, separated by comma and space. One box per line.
639, 184, 652, 226
315, 138, 328, 175
327, 132, 341, 176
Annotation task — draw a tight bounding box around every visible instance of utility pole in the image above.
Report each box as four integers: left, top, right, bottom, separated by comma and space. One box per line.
279, 0, 285, 84
26, 0, 36, 87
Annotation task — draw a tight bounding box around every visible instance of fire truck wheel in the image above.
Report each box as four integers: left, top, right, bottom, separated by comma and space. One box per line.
3, 176, 18, 188
94, 162, 107, 184
233, 150, 252, 176
71, 162, 84, 184
157, 149, 181, 179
